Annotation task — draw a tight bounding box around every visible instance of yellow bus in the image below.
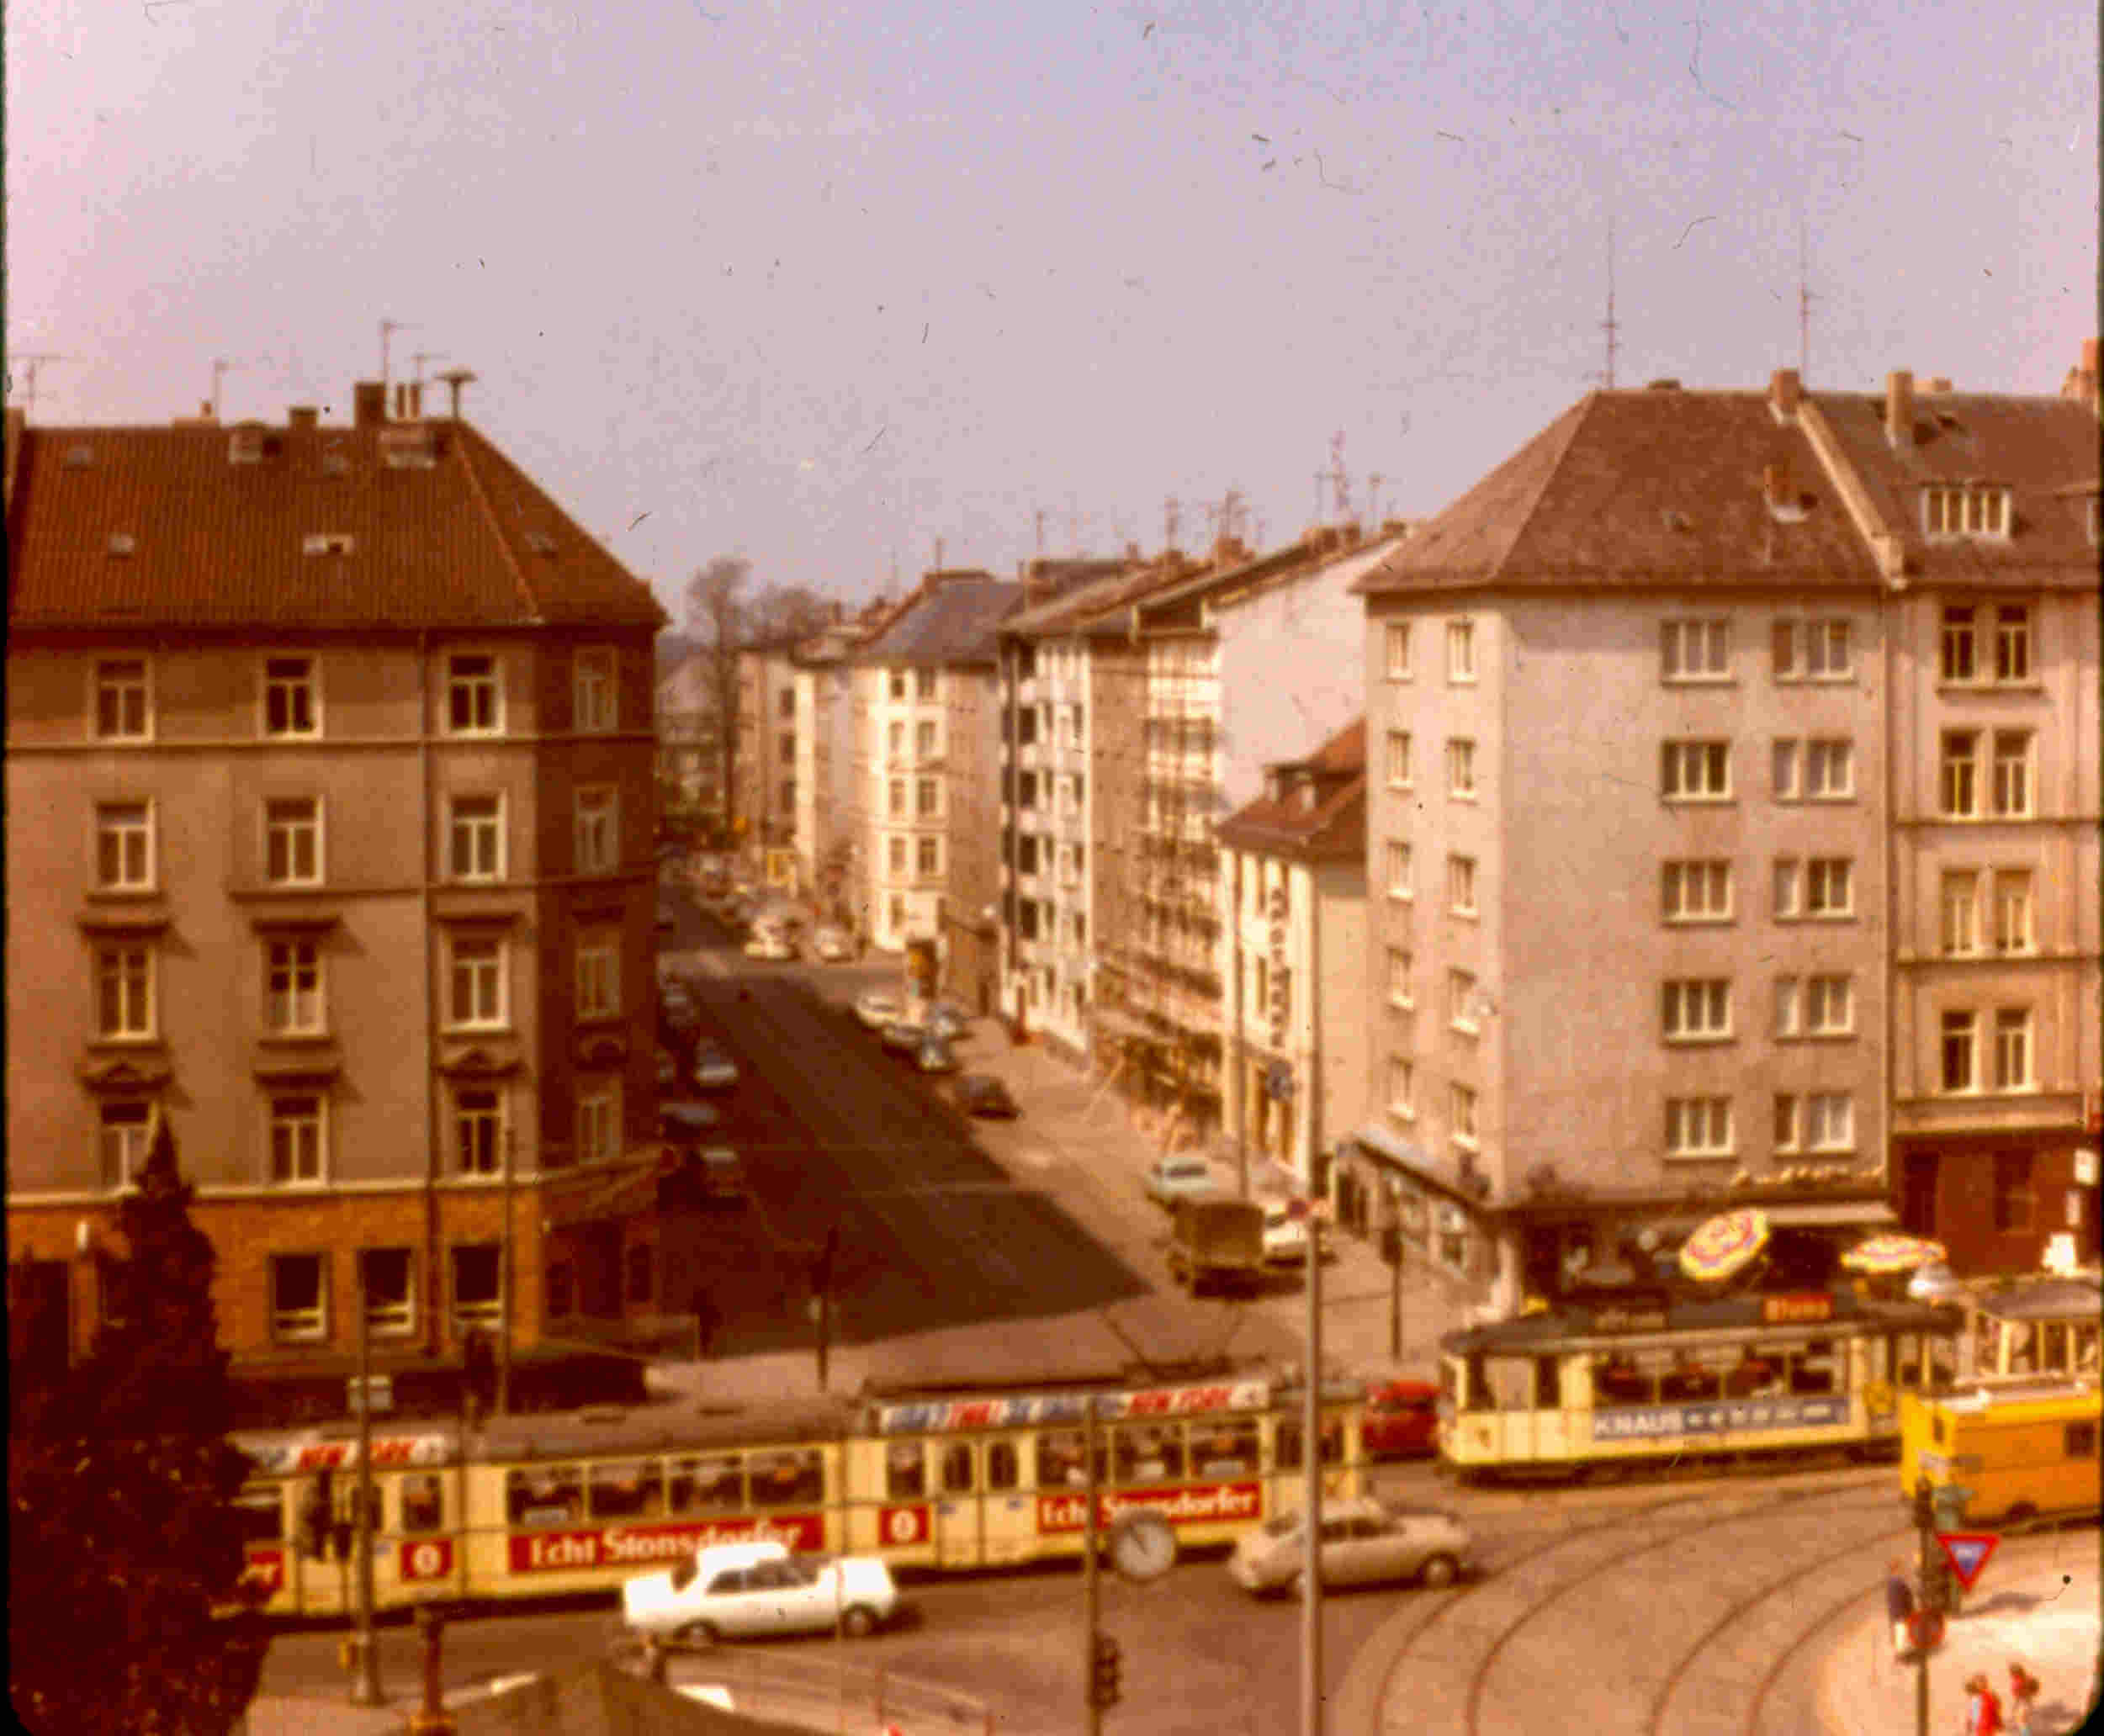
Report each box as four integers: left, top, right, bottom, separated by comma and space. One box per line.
1899, 1379, 2102, 1527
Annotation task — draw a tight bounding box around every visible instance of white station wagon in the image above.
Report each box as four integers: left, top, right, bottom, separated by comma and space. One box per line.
623, 1540, 903, 1643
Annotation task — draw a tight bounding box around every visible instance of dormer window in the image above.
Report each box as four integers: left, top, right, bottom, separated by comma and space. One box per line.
107, 532, 136, 557
1921, 484, 2011, 541
302, 533, 355, 557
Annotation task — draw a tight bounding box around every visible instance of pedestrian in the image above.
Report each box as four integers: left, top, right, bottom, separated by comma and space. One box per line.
1963, 1672, 2005, 1736
1886, 1558, 1916, 1660
2006, 1661, 2039, 1735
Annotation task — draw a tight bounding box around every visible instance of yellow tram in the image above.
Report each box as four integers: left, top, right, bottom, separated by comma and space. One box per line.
229, 1371, 1365, 1617
1899, 1379, 2102, 1527
1438, 1289, 1961, 1479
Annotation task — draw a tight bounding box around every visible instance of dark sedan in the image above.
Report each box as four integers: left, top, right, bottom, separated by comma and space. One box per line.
952, 1074, 1019, 1118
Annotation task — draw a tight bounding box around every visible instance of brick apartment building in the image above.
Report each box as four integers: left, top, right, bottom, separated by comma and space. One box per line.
4, 384, 678, 1415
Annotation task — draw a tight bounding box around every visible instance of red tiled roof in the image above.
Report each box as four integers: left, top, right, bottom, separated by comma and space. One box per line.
1216, 717, 1366, 859
6, 417, 665, 632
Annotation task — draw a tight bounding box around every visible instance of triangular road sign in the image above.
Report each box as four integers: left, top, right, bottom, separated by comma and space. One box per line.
1936, 1531, 2000, 1592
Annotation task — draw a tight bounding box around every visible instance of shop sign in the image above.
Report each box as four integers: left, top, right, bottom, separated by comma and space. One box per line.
1587, 1304, 1670, 1334
1761, 1292, 1834, 1325
1589, 1395, 1848, 1442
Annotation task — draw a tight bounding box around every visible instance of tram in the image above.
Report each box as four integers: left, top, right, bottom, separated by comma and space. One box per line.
1437, 1288, 1961, 1479
1899, 1379, 2102, 1527
228, 1368, 1365, 1617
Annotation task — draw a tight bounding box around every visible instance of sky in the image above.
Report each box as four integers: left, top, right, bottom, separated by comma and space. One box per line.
8, 0, 2096, 629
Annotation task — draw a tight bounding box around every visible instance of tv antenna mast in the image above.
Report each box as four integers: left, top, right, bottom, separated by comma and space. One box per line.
410, 349, 448, 388
379, 318, 414, 389
1163, 495, 1181, 552
1367, 471, 1386, 528
1797, 212, 1815, 381
1328, 431, 1351, 521
1601, 218, 1621, 390
210, 357, 247, 421
9, 353, 77, 414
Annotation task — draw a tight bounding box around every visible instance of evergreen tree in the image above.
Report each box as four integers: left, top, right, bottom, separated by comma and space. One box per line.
9, 1115, 269, 1735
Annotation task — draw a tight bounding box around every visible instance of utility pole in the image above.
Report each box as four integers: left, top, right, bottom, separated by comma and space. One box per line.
351, 1265, 384, 1707
1084, 1396, 1103, 1736
1914, 1479, 1933, 1736
1301, 1233, 1324, 1736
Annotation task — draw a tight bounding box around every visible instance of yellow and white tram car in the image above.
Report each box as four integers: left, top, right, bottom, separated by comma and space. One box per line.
1438, 1290, 1960, 1479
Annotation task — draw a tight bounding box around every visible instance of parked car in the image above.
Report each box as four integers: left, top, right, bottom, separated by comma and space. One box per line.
660, 984, 701, 1035
878, 1020, 926, 1056
924, 1001, 970, 1040
952, 1074, 1019, 1118
808, 926, 854, 963
1143, 1155, 1222, 1209
1226, 1498, 1471, 1597
623, 1541, 903, 1642
660, 1103, 722, 1141
1362, 1379, 1442, 1460
853, 991, 904, 1029
690, 1043, 739, 1090
683, 1145, 745, 1201
1260, 1200, 1320, 1265
915, 1035, 959, 1074
655, 1050, 678, 1088
743, 934, 796, 961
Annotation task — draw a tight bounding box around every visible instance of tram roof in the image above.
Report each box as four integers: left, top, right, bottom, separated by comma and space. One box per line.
855, 1301, 1256, 1397
1439, 1290, 1956, 1353
1971, 1276, 2101, 1322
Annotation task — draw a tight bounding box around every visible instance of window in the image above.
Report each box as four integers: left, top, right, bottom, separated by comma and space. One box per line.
1018, 771, 1038, 810
451, 1244, 501, 1329
1940, 607, 1978, 682
1940, 731, 1979, 816
448, 935, 505, 1029
575, 933, 619, 1020
1940, 1010, 1977, 1093
1806, 858, 1853, 918
1994, 606, 2032, 682
446, 654, 501, 734
888, 671, 907, 701
1662, 978, 1730, 1041
915, 720, 937, 757
1994, 1008, 2032, 1090
1992, 870, 2034, 954
1666, 1097, 1732, 1156
96, 802, 153, 891
1448, 855, 1477, 915
1016, 834, 1038, 875
916, 777, 939, 818
1386, 947, 1414, 1008
888, 778, 905, 818
916, 668, 937, 701
264, 797, 321, 886
95, 944, 154, 1039
359, 1250, 415, 1338
1992, 1151, 2034, 1231
1449, 1082, 1478, 1146
1661, 860, 1730, 923
1385, 839, 1412, 900
1777, 973, 1852, 1037
454, 1088, 502, 1176
268, 1093, 326, 1185
576, 1082, 621, 1167
917, 836, 941, 876
1661, 619, 1730, 680
1805, 739, 1853, 800
777, 688, 796, 720
1445, 619, 1476, 681
1773, 618, 1853, 680
448, 795, 504, 881
1776, 1093, 1852, 1153
265, 939, 324, 1035
1447, 738, 1476, 797
574, 649, 617, 733
575, 788, 619, 875
777, 778, 794, 809
1386, 730, 1412, 789
263, 657, 319, 737
99, 1101, 154, 1188
1922, 484, 2011, 541
1991, 731, 2032, 817
94, 659, 151, 740
887, 720, 905, 759
1448, 969, 1480, 1032
1661, 741, 1730, 801
1386, 1057, 1415, 1117
1940, 871, 1982, 955
1772, 739, 1799, 800
269, 1254, 326, 1342
1384, 622, 1412, 680
888, 835, 908, 874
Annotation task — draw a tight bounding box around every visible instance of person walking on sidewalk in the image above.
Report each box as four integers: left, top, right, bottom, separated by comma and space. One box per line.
1887, 1559, 1917, 1661
1963, 1672, 2005, 1736
2005, 1661, 2039, 1735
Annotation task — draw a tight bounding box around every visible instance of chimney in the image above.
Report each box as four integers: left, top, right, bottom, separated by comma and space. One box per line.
2061, 338, 2100, 405
1769, 368, 1801, 422
353, 381, 387, 429
409, 382, 423, 419
1762, 461, 1791, 508
1884, 369, 1916, 449
288, 405, 319, 431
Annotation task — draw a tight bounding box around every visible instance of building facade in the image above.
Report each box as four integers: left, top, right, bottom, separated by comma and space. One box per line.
735, 645, 801, 890
655, 652, 727, 835
4, 386, 673, 1397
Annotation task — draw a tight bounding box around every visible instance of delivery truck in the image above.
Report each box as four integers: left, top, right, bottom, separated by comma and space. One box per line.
1168, 1198, 1266, 1297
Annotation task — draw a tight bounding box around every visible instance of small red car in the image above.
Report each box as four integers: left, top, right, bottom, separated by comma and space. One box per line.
1362, 1379, 1440, 1459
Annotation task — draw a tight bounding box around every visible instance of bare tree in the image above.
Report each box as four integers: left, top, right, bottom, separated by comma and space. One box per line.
747, 583, 834, 646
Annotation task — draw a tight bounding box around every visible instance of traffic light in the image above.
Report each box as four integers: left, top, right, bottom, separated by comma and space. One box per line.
1912, 1477, 1936, 1532
301, 1469, 334, 1559
1089, 1633, 1122, 1710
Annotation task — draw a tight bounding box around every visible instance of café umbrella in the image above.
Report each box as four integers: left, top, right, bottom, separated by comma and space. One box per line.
1677, 1208, 1770, 1283
1841, 1233, 1948, 1275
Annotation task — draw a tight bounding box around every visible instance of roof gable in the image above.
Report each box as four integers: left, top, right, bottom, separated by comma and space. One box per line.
854, 573, 1029, 665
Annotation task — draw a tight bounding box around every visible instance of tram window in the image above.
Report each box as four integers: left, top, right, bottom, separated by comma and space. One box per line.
1928, 1335, 1957, 1389
886, 1441, 926, 1500
506, 1466, 583, 1527
589, 1459, 664, 1521
234, 1484, 284, 1546
1593, 1353, 1651, 1407
1725, 1347, 1783, 1398
667, 1454, 744, 1515
1661, 1353, 1721, 1403
1113, 1425, 1184, 1485
940, 1442, 974, 1495
1892, 1334, 1923, 1388
1489, 1359, 1531, 1411
751, 1448, 822, 1506
2064, 1421, 2099, 1458
1534, 1358, 1561, 1409
1275, 1417, 1345, 1469
400, 1474, 444, 1535
2040, 1321, 2070, 1373
1461, 1355, 1492, 1412
1788, 1342, 1838, 1396
2075, 1322, 2100, 1375
986, 1441, 1020, 1491
1193, 1419, 1259, 1477
1034, 1431, 1102, 1489
2007, 1321, 2038, 1375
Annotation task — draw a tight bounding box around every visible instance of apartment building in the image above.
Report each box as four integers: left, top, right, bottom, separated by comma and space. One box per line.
655, 651, 727, 833
1344, 363, 2099, 1315
736, 643, 801, 890
1216, 717, 1370, 1196
847, 572, 1027, 982
4, 385, 674, 1400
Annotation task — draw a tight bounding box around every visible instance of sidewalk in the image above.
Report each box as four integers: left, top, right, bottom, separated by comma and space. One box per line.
1819, 1535, 2101, 1736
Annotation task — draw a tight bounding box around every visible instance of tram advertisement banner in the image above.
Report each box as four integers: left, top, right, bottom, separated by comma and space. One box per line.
400, 1538, 456, 1582
1036, 1481, 1262, 1534
1590, 1395, 1849, 1442
507, 1513, 824, 1573
241, 1549, 286, 1597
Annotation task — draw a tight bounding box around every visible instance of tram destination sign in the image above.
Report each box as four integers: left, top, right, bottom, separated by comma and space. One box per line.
1590, 1395, 1849, 1442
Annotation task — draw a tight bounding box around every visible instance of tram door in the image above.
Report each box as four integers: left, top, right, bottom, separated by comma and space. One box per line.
931, 1439, 982, 1568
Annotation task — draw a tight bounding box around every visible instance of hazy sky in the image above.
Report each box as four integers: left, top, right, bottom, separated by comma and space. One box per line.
8, 1, 2095, 627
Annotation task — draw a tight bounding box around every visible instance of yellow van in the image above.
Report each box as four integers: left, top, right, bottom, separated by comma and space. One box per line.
1899, 1379, 2101, 1527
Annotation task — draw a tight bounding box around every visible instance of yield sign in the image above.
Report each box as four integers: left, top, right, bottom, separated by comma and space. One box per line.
1936, 1532, 2000, 1592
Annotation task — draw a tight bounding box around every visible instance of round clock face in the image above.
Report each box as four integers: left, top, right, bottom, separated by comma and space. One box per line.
1108, 1511, 1178, 1583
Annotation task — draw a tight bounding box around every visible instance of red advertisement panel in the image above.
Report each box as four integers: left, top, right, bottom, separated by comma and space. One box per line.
506, 1513, 824, 1574
1036, 1482, 1263, 1535
400, 1538, 455, 1582
878, 1505, 931, 1547
241, 1548, 286, 1597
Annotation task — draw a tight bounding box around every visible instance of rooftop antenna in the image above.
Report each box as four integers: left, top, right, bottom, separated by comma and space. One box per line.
434, 368, 479, 420
1601, 217, 1621, 390
1033, 508, 1048, 555
1328, 431, 1351, 521
210, 357, 246, 421
1163, 495, 1181, 551
933, 536, 945, 573
410, 349, 448, 388
379, 318, 413, 389
1796, 211, 1815, 382
9, 353, 77, 414
1367, 472, 1386, 528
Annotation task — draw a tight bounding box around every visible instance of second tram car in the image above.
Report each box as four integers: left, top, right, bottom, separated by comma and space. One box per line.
1439, 1289, 1960, 1479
